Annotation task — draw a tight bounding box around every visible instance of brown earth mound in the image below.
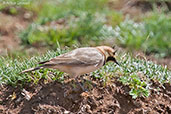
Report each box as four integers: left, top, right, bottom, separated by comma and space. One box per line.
0, 78, 170, 114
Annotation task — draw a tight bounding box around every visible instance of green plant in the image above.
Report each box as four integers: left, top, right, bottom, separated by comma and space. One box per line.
0, 49, 67, 86
92, 53, 170, 98
143, 12, 171, 57
114, 19, 146, 50
19, 0, 120, 47
114, 12, 171, 57
120, 74, 150, 99
20, 13, 110, 47
36, 0, 109, 24
107, 11, 124, 27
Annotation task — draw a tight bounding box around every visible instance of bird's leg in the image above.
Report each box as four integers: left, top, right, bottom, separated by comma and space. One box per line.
82, 74, 97, 89
75, 76, 88, 91
63, 76, 75, 97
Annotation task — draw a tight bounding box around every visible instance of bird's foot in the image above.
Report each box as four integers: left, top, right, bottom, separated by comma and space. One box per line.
75, 77, 88, 91
83, 79, 97, 90
78, 81, 89, 92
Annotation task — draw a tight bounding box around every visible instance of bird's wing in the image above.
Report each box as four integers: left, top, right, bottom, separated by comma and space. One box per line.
43, 48, 104, 67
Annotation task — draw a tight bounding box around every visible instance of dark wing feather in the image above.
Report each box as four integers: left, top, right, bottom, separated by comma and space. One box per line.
39, 60, 50, 64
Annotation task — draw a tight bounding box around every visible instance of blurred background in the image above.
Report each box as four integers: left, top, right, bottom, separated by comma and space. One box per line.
0, 0, 171, 67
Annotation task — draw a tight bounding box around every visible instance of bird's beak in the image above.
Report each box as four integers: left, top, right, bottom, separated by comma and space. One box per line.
113, 57, 120, 66
106, 56, 120, 66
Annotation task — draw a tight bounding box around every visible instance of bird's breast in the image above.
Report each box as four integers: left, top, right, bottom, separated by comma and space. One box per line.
51, 63, 103, 76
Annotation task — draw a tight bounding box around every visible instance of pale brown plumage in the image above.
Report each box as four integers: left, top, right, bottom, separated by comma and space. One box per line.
21, 46, 119, 77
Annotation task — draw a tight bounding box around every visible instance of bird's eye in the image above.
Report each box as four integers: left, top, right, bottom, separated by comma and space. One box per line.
112, 45, 115, 49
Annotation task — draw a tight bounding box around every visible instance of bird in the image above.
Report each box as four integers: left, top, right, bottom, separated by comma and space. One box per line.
21, 46, 119, 78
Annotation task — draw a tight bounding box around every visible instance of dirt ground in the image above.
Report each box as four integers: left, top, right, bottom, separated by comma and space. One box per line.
0, 7, 34, 55
0, 77, 170, 114
0, 2, 171, 114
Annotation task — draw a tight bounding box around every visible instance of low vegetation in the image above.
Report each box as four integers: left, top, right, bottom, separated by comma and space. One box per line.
0, 0, 170, 100
17, 0, 171, 57
0, 48, 170, 98
19, 0, 122, 47
114, 12, 171, 57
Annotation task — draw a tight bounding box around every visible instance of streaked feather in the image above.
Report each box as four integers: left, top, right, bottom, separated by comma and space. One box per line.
43, 47, 103, 67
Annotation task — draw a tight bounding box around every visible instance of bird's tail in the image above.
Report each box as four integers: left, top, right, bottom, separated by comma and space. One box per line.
20, 65, 44, 74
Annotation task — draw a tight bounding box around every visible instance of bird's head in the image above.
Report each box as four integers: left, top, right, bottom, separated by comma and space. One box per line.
97, 46, 119, 65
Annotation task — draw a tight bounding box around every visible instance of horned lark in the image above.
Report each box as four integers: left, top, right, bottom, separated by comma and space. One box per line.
21, 46, 119, 78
